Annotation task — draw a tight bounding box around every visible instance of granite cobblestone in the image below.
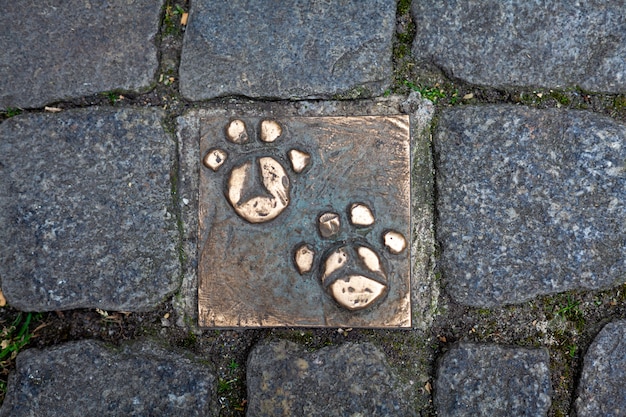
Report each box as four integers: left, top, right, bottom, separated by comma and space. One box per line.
0, 0, 163, 110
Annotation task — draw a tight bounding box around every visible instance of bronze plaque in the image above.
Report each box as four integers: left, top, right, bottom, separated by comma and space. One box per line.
198, 115, 411, 327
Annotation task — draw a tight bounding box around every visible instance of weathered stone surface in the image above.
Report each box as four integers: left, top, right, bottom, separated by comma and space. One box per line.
247, 340, 416, 416
435, 343, 551, 417
179, 0, 395, 100
436, 106, 626, 307
412, 0, 626, 93
0, 340, 217, 417
576, 320, 626, 416
0, 108, 180, 311
0, 0, 163, 110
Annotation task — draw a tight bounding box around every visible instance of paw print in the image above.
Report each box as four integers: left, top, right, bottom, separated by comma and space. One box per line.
293, 203, 407, 311
202, 118, 311, 224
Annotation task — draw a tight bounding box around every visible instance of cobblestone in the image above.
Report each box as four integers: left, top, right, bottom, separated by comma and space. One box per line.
0, 108, 180, 311
0, 340, 217, 417
247, 340, 415, 417
435, 105, 626, 307
179, 0, 395, 100
0, 0, 163, 110
576, 320, 626, 416
412, 0, 626, 93
435, 343, 552, 417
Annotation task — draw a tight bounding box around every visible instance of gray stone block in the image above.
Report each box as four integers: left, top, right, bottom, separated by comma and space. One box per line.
436, 105, 626, 307
576, 320, 626, 416
0, 340, 217, 417
435, 343, 551, 417
0, 108, 180, 311
247, 340, 416, 416
0, 0, 163, 110
179, 0, 395, 100
412, 0, 626, 93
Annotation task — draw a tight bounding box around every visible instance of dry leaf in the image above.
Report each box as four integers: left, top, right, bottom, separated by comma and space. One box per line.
181, 12, 189, 25
0, 289, 5, 307
463, 93, 474, 100
424, 381, 432, 394
437, 335, 447, 343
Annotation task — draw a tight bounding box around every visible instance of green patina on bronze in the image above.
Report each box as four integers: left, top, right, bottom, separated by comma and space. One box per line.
198, 115, 412, 328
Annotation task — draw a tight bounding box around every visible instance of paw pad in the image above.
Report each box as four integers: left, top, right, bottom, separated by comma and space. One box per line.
294, 202, 407, 311
202, 118, 310, 224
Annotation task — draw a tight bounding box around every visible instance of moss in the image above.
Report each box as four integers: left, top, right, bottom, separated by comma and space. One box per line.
393, 43, 412, 61
520, 335, 542, 348
397, 0, 412, 15
614, 95, 626, 109
176, 331, 197, 348
405, 81, 446, 102
549, 90, 571, 106
278, 330, 317, 350
162, 3, 185, 37
163, 115, 188, 294
332, 86, 371, 100
390, 0, 416, 91
2, 107, 22, 118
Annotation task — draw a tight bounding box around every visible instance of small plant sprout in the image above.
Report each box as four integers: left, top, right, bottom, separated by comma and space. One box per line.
228, 359, 239, 370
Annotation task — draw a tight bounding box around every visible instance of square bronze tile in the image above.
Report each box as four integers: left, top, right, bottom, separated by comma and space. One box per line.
198, 115, 411, 327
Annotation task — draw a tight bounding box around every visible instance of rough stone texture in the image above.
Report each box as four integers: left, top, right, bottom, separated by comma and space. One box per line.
179, 0, 395, 100
435, 343, 551, 417
575, 320, 626, 416
412, 0, 626, 93
0, 108, 180, 311
402, 92, 438, 331
0, 0, 163, 110
436, 106, 626, 307
173, 97, 437, 330
0, 340, 217, 417
247, 340, 416, 417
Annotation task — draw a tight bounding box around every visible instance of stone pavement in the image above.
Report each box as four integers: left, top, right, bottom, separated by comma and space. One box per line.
0, 1, 625, 416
